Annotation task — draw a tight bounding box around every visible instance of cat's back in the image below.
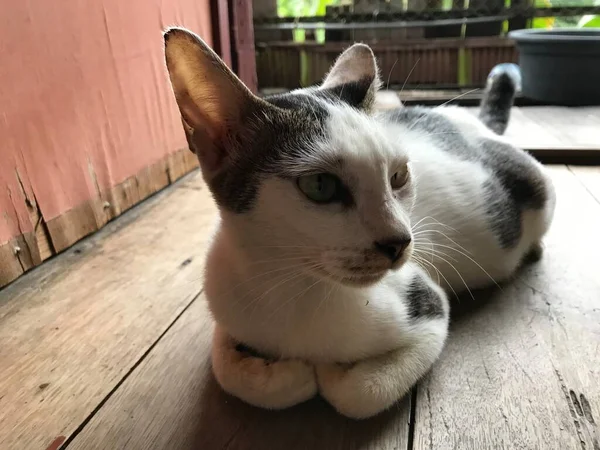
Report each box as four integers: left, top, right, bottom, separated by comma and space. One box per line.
381, 105, 551, 212
380, 105, 555, 290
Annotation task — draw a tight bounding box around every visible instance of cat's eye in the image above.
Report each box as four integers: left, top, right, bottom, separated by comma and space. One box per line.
390, 168, 409, 190
297, 173, 348, 204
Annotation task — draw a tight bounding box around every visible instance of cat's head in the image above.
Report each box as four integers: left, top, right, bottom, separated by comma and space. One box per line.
164, 28, 414, 286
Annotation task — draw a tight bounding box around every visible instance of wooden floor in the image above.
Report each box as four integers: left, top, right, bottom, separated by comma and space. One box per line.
2, 111, 600, 450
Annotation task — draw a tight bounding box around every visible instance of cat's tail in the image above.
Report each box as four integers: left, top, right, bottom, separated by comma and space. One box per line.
478, 63, 521, 135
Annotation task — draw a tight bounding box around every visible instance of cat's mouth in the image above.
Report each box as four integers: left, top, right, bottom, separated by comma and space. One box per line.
311, 267, 387, 287
310, 265, 389, 287
312, 247, 412, 286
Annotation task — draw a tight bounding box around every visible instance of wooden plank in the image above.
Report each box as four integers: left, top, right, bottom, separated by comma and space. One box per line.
568, 166, 600, 205
231, 0, 258, 93
464, 107, 600, 164
464, 106, 600, 152
210, 0, 232, 68
0, 148, 199, 288
506, 107, 600, 151
67, 299, 411, 450
0, 171, 215, 450
413, 166, 600, 450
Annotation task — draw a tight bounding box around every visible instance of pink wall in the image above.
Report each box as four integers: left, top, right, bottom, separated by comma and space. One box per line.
0, 0, 212, 244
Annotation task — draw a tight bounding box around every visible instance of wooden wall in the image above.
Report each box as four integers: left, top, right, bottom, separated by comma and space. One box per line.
0, 0, 214, 287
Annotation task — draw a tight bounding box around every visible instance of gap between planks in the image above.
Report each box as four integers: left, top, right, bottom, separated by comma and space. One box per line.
60, 291, 204, 449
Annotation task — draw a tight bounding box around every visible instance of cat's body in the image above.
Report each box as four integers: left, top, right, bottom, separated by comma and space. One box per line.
164, 29, 555, 418
206, 102, 554, 363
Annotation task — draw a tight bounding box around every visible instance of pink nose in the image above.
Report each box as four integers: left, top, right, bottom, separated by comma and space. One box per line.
374, 238, 411, 263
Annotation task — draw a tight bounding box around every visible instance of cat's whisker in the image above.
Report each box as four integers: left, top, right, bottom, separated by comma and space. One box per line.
412, 254, 440, 285
228, 260, 320, 305
411, 215, 436, 230
399, 58, 421, 97
262, 275, 324, 324
308, 279, 337, 336
242, 245, 324, 250
425, 242, 502, 290
412, 255, 461, 299
413, 245, 459, 263
386, 58, 399, 91
413, 229, 469, 256
243, 262, 323, 316
245, 254, 320, 266
412, 216, 458, 233
421, 249, 475, 302
437, 88, 480, 108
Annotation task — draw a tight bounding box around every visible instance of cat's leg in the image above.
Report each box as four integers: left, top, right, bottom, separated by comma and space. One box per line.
316, 319, 447, 419
211, 324, 318, 409
316, 274, 449, 419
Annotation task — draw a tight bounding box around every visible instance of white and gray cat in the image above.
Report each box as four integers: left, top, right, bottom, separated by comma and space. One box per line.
164, 28, 555, 419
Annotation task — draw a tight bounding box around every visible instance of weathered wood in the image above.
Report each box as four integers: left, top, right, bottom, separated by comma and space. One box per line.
231, 0, 258, 92
0, 171, 215, 450
413, 166, 600, 450
211, 0, 232, 67
506, 107, 600, 151
0, 148, 199, 288
463, 107, 600, 164
67, 298, 411, 450
568, 166, 600, 204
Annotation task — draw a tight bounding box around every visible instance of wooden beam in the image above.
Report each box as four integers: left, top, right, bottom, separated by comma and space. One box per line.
230, 0, 258, 92
210, 0, 232, 68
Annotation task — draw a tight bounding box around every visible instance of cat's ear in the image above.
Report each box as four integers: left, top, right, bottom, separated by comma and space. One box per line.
164, 27, 270, 176
320, 43, 381, 111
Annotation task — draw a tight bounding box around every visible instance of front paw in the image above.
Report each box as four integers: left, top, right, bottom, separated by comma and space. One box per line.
212, 327, 317, 409
316, 361, 405, 419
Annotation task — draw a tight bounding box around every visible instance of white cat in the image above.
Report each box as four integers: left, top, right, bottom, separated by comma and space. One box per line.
164, 28, 555, 419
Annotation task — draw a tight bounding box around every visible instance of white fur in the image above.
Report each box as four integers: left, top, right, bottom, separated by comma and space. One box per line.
164, 30, 555, 419
205, 102, 554, 418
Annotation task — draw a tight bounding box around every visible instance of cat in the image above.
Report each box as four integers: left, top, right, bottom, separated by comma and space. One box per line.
164, 28, 555, 419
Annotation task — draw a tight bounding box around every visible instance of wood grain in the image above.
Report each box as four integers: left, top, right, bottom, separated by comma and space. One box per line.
463, 107, 600, 164
464, 107, 600, 152
568, 166, 600, 206
67, 298, 412, 450
0, 171, 215, 450
507, 107, 600, 151
413, 166, 600, 450
0, 147, 199, 288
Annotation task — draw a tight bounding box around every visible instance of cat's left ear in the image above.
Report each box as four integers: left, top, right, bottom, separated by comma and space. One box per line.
319, 43, 381, 111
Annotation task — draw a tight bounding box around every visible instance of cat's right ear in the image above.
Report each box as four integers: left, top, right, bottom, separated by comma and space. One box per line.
164, 28, 268, 176
319, 43, 381, 111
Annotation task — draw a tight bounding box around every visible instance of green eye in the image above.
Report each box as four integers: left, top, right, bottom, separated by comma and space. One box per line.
297, 173, 341, 203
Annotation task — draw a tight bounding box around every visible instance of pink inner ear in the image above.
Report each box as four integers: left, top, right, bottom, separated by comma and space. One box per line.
178, 95, 220, 140
186, 122, 227, 175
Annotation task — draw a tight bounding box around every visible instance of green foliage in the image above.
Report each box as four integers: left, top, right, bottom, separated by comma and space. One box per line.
531, 0, 600, 28
578, 14, 600, 26
277, 0, 345, 43
277, 0, 343, 18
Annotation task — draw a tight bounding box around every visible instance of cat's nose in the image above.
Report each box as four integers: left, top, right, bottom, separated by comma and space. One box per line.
374, 238, 411, 263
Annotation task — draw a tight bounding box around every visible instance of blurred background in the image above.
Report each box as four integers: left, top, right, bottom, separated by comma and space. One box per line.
252, 0, 600, 98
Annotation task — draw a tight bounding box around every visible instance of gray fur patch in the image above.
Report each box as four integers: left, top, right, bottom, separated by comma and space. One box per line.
383, 107, 548, 249
189, 92, 331, 213
199, 81, 379, 214
479, 65, 520, 135
405, 272, 445, 319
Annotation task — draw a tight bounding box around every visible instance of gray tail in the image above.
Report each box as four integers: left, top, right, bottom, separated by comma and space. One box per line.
478, 63, 521, 135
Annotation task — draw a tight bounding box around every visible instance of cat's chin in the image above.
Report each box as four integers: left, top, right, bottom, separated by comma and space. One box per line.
312, 268, 387, 287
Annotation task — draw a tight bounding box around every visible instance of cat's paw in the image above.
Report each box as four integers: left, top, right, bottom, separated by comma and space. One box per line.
212, 326, 317, 409
316, 360, 405, 419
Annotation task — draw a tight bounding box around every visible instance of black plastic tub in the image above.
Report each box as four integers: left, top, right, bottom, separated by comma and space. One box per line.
508, 29, 600, 106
